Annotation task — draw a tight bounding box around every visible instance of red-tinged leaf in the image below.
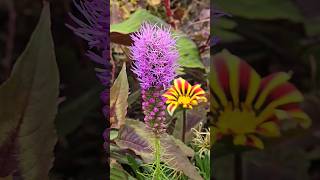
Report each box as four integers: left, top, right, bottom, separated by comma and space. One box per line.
116, 119, 203, 180
0, 3, 58, 179
110, 62, 129, 129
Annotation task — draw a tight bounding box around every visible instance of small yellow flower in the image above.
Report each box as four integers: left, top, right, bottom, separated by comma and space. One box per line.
163, 78, 207, 116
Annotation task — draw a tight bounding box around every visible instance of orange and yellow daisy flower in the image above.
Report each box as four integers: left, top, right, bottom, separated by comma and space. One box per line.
162, 78, 207, 116
210, 50, 311, 149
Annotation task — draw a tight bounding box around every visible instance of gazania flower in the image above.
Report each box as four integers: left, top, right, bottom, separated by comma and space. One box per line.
210, 50, 311, 149
163, 78, 207, 116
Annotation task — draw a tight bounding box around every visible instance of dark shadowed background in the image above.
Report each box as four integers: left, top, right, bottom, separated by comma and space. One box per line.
0, 0, 106, 179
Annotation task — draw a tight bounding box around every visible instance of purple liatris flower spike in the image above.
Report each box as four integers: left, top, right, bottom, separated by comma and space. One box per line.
67, 0, 110, 149
67, 0, 110, 118
130, 23, 179, 135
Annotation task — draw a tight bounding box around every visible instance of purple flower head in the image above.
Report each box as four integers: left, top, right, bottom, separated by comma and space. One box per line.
67, 0, 110, 150
130, 23, 179, 90
67, 0, 110, 117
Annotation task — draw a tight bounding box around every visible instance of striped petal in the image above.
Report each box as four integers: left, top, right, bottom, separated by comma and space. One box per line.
163, 90, 178, 101
277, 103, 311, 128
289, 111, 311, 128
246, 135, 264, 149
211, 50, 262, 108
174, 78, 184, 96
225, 54, 240, 107
275, 109, 311, 129
256, 82, 304, 123
256, 121, 281, 137
190, 84, 206, 100
238, 60, 261, 106
167, 102, 179, 116
254, 72, 291, 110
210, 52, 229, 106
233, 134, 264, 149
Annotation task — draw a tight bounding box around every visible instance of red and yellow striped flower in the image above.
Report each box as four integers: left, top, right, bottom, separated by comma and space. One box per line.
210, 50, 311, 149
162, 78, 207, 116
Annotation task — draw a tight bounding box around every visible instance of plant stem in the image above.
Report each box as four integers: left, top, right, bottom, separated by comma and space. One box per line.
182, 110, 187, 143
234, 152, 242, 180
153, 137, 161, 180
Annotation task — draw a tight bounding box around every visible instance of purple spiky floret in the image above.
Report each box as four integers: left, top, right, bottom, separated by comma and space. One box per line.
67, 0, 110, 118
130, 23, 179, 135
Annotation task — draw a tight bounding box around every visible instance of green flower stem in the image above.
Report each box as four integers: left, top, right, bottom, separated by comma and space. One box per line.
182, 109, 187, 143
153, 137, 161, 180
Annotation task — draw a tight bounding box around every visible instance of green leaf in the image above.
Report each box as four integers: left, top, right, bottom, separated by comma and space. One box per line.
110, 161, 137, 180
111, 9, 204, 70
110, 129, 119, 140
110, 9, 165, 34
213, 18, 244, 42
176, 33, 205, 69
110, 62, 129, 129
128, 90, 140, 107
215, 0, 303, 22
304, 18, 320, 36
55, 86, 102, 137
0, 3, 58, 179
127, 156, 145, 180
116, 119, 203, 180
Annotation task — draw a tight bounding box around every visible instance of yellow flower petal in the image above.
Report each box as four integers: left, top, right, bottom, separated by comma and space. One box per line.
233, 134, 247, 146
226, 55, 240, 107
257, 121, 281, 137
290, 111, 311, 129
